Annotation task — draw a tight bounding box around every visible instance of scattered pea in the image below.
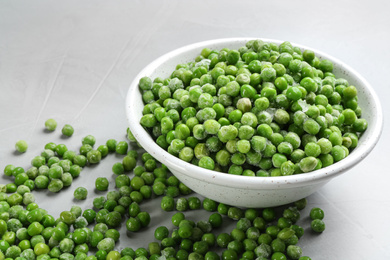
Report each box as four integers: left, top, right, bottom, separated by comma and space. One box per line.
311, 219, 326, 233
62, 124, 75, 137
15, 140, 28, 153
44, 119, 57, 131
95, 177, 109, 191
74, 187, 88, 200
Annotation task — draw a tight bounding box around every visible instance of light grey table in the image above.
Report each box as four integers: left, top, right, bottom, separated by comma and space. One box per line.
1, 1, 389, 259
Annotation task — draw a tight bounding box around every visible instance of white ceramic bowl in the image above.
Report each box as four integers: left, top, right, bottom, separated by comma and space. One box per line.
126, 38, 383, 208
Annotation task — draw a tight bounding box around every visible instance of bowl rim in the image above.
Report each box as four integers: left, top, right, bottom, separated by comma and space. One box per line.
126, 37, 383, 189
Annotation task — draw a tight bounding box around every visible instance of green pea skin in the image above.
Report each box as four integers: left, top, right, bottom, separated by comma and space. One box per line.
34, 243, 50, 256
161, 196, 175, 211
95, 177, 109, 191
44, 119, 57, 131
218, 125, 238, 143
311, 219, 325, 233
15, 140, 28, 153
87, 150, 101, 164
331, 145, 347, 162
227, 50, 240, 65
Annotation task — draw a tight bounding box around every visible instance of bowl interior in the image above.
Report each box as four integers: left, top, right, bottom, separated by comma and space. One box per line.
126, 38, 383, 190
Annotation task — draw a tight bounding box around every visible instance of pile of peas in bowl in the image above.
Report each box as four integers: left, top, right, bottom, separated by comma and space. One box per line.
138, 39, 368, 177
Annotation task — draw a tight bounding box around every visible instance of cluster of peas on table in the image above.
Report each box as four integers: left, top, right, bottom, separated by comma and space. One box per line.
5, 132, 131, 194
1, 117, 326, 260
3, 121, 158, 259
3, 121, 196, 260
139, 39, 368, 176
154, 194, 327, 260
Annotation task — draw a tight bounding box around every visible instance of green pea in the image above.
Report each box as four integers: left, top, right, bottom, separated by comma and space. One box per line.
115, 141, 128, 155
331, 145, 348, 162
311, 219, 326, 233
161, 196, 175, 211
44, 119, 57, 131
34, 243, 50, 256
227, 50, 240, 65
95, 177, 109, 191
304, 142, 321, 157
198, 156, 215, 170
15, 140, 28, 153
60, 125, 74, 137
310, 207, 325, 220
188, 197, 201, 210
87, 150, 101, 164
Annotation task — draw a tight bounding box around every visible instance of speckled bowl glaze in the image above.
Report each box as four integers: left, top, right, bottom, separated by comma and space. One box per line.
126, 38, 383, 207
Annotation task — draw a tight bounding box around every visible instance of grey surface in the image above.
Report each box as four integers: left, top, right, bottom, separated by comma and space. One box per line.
0, 0, 389, 259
